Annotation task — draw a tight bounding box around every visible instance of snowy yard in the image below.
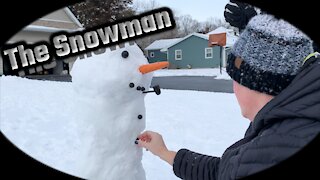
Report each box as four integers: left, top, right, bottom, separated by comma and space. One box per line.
153, 68, 231, 80
0, 76, 248, 180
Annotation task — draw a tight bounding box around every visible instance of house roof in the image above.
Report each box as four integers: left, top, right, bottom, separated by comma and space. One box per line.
145, 38, 182, 50
24, 7, 83, 33
160, 33, 209, 51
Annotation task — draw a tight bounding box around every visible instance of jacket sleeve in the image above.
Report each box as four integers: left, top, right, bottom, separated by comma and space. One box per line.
173, 149, 220, 180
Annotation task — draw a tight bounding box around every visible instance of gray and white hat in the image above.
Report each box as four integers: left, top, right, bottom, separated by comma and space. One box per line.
226, 14, 314, 96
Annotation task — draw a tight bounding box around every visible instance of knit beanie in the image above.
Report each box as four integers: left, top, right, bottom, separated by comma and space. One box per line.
226, 14, 314, 96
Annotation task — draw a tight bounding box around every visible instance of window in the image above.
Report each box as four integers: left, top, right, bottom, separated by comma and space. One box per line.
149, 52, 155, 58
175, 50, 182, 60
205, 48, 213, 59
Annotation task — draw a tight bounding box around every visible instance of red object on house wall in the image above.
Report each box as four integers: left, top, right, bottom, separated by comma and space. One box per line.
209, 33, 226, 47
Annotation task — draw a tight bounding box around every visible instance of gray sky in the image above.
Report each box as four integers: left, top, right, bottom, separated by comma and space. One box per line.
134, 0, 229, 22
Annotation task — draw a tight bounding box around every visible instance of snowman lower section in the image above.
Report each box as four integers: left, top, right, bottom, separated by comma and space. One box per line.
74, 97, 147, 180
80, 140, 146, 180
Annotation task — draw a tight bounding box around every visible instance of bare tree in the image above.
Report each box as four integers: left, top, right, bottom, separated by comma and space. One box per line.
131, 0, 160, 13
132, 0, 179, 49
176, 15, 202, 37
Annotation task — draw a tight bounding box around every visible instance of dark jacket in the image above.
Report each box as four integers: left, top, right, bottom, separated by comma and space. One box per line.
173, 56, 320, 180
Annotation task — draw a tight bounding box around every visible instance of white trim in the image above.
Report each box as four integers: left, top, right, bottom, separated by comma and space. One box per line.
175, 50, 182, 60
205, 48, 213, 59
39, 18, 74, 23
23, 25, 81, 33
150, 52, 155, 58
222, 47, 226, 67
63, 7, 83, 28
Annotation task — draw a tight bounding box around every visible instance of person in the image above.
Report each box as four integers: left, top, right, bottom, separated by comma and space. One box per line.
135, 14, 320, 179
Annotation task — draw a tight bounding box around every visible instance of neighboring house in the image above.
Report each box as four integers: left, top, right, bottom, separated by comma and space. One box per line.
144, 27, 238, 69
0, 7, 83, 76
145, 38, 182, 63
163, 33, 222, 69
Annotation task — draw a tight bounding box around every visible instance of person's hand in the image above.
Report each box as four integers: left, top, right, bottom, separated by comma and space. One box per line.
224, 0, 257, 31
136, 131, 176, 165
136, 131, 168, 157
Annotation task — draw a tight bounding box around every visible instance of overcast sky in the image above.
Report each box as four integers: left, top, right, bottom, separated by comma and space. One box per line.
133, 0, 230, 22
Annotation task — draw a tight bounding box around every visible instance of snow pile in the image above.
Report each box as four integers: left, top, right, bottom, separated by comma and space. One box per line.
0, 76, 79, 174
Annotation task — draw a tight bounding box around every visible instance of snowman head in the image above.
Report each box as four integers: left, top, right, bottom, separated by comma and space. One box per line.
70, 44, 168, 101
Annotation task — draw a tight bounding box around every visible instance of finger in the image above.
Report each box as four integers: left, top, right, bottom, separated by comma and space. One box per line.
137, 139, 150, 149
232, 0, 247, 9
230, 0, 239, 3
224, 12, 242, 27
138, 134, 148, 140
229, 0, 240, 7
138, 131, 151, 139
225, 4, 240, 14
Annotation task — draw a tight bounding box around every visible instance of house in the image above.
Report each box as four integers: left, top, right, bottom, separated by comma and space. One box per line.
145, 38, 182, 63
145, 27, 238, 69
0, 7, 83, 78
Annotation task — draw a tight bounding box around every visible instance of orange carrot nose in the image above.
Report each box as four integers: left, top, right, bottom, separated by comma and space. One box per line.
139, 62, 169, 74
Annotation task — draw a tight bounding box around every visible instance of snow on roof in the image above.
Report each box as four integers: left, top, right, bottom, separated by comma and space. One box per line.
207, 27, 239, 47
207, 27, 234, 35
145, 38, 182, 50
160, 33, 209, 51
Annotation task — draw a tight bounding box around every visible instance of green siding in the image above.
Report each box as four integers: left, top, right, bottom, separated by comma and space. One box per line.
147, 49, 167, 63
167, 35, 221, 69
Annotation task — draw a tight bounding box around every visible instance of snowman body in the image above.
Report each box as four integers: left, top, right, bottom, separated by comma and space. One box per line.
71, 44, 152, 180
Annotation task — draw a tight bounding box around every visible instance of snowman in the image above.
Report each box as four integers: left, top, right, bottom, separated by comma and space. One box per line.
70, 43, 168, 180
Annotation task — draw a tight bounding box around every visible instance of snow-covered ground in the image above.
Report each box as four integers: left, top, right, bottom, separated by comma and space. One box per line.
153, 68, 231, 80
0, 76, 248, 180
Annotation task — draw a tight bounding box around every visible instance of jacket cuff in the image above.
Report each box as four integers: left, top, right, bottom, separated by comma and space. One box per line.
173, 148, 189, 178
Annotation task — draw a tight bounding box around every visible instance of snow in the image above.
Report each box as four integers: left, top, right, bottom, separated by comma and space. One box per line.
0, 76, 248, 180
145, 38, 182, 50
153, 68, 231, 80
207, 27, 233, 35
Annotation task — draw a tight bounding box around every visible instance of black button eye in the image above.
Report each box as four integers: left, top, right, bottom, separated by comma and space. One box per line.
122, 51, 129, 58
129, 83, 135, 88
